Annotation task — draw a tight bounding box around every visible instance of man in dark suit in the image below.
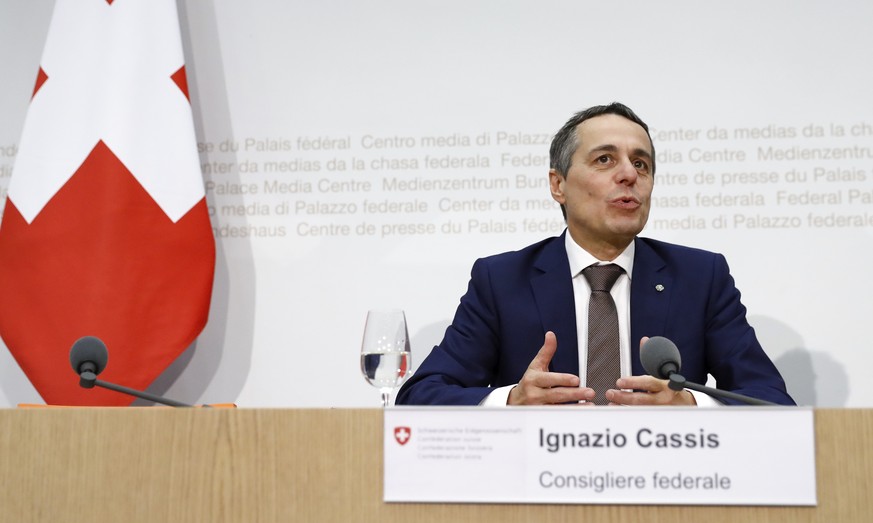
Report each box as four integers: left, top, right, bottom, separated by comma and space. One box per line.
396, 103, 793, 407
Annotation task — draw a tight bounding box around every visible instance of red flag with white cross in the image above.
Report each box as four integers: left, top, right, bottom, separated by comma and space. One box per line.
0, 0, 215, 405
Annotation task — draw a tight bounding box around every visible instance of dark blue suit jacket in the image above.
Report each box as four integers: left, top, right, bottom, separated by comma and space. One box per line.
396, 233, 794, 406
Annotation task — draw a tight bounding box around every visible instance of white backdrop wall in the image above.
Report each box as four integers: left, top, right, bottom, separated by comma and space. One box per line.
1, 0, 871, 407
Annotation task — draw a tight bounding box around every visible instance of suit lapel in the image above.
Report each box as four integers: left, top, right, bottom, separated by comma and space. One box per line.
630, 238, 672, 375
530, 233, 579, 374
528, 236, 674, 376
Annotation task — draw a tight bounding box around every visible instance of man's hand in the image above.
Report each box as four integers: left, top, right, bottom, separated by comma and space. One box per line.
507, 331, 594, 405
605, 375, 696, 406
604, 336, 695, 405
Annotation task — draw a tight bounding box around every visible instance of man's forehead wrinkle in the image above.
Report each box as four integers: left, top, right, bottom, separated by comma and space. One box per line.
588, 144, 619, 153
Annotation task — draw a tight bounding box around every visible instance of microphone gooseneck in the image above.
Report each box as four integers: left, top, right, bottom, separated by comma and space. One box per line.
640, 335, 778, 406
67, 336, 193, 407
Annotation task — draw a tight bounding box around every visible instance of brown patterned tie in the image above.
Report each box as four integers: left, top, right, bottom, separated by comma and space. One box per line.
582, 264, 624, 405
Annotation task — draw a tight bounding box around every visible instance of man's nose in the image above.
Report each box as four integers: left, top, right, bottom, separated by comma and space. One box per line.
615, 157, 639, 184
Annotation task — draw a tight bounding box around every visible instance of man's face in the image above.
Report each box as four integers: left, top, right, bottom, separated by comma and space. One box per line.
549, 113, 654, 256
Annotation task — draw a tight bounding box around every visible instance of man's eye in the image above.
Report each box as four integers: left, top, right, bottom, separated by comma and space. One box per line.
634, 160, 649, 170
596, 155, 611, 164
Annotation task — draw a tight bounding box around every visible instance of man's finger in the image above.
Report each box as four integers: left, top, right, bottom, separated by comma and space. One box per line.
528, 331, 558, 371
532, 371, 581, 389
638, 335, 650, 351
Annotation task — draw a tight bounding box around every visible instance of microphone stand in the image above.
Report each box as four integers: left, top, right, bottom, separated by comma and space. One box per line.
78, 371, 193, 408
667, 373, 778, 406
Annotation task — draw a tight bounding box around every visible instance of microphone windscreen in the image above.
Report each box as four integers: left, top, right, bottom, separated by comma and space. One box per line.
69, 336, 108, 375
640, 336, 681, 379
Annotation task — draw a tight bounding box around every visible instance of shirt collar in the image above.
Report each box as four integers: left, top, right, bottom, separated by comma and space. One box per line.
564, 230, 635, 280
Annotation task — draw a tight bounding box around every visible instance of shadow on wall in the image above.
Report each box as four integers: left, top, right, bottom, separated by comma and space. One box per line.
0, 346, 42, 405
749, 315, 849, 407
0, 0, 60, 407
135, 1, 257, 405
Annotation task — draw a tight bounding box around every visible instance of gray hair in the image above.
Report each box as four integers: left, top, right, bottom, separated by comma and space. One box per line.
549, 102, 656, 178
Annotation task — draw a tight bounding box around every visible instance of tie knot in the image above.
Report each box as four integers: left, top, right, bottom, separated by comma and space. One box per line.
582, 264, 624, 292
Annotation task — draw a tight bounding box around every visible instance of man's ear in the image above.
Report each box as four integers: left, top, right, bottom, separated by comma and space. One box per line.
549, 169, 565, 204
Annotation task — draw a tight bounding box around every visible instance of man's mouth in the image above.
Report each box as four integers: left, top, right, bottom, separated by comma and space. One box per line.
610, 195, 641, 209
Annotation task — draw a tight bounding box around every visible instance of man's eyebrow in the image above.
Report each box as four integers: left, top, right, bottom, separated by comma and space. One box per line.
632, 147, 653, 160
586, 144, 653, 159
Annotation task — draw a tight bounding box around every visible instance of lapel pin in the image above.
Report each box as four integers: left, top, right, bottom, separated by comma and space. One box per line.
655, 284, 665, 292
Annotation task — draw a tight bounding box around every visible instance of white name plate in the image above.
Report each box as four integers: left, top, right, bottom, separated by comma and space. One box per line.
384, 407, 815, 505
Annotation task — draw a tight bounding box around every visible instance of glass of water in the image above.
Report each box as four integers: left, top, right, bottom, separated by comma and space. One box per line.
360, 309, 411, 407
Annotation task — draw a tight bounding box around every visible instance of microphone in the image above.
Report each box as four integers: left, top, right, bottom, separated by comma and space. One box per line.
639, 336, 681, 379
70, 336, 109, 377
69, 336, 193, 407
640, 336, 778, 406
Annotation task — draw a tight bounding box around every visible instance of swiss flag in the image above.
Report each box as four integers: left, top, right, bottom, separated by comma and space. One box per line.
0, 0, 215, 405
